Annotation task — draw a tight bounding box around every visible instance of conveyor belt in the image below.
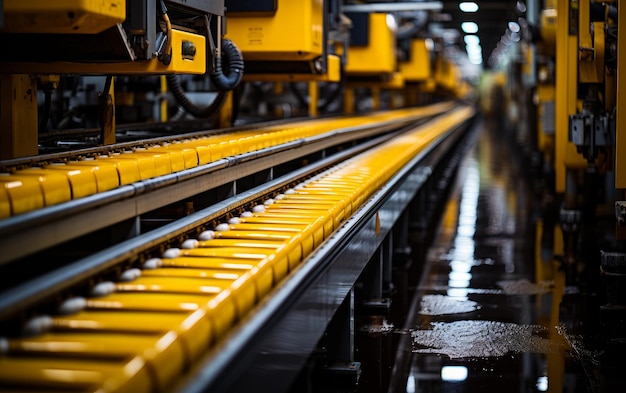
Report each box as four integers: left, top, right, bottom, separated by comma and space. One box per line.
0, 105, 474, 393
0, 102, 455, 219
0, 102, 455, 264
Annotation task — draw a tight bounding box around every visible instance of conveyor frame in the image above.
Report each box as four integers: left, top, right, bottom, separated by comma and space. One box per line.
0, 120, 413, 264
174, 110, 475, 393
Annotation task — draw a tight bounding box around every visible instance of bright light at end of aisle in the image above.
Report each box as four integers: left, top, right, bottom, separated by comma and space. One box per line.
463, 35, 480, 46
459, 2, 479, 13
464, 35, 482, 65
461, 22, 478, 34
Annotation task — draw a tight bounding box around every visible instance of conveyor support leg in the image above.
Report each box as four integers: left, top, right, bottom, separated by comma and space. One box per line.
320, 289, 361, 387
0, 74, 38, 159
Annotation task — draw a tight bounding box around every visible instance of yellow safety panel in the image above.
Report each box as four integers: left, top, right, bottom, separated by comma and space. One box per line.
226, 0, 324, 61
346, 13, 396, 75
3, 0, 125, 34
13, 168, 72, 206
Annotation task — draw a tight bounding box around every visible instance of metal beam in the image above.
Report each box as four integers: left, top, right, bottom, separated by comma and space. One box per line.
342, 2, 442, 13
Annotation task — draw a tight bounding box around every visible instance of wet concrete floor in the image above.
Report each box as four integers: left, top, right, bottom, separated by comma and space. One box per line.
354, 118, 625, 393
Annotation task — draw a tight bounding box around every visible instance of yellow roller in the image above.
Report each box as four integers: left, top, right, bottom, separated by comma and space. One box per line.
43, 163, 99, 198
0, 174, 45, 214
3, 331, 186, 391
0, 105, 475, 393
0, 102, 459, 219
13, 168, 72, 206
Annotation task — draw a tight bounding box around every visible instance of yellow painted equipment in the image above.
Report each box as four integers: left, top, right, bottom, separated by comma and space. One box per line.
0, 104, 474, 393
226, 0, 324, 61
225, 0, 340, 82
399, 39, 431, 82
554, 0, 587, 193
434, 57, 459, 93
345, 13, 396, 76
617, 0, 626, 189
0, 29, 207, 75
0, 102, 457, 218
2, 0, 126, 34
536, 83, 556, 165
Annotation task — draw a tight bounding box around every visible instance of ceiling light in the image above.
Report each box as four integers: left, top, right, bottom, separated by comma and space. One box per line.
508, 21, 521, 33
463, 35, 480, 45
466, 45, 482, 55
461, 22, 478, 34
459, 2, 479, 13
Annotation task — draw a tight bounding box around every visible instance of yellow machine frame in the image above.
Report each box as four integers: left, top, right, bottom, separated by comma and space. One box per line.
0, 29, 206, 75
2, 0, 126, 34
617, 3, 626, 189
554, 0, 587, 194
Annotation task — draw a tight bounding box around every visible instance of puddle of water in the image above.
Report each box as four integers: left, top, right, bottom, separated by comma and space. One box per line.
418, 284, 502, 295
497, 278, 551, 295
419, 294, 480, 315
411, 320, 562, 359
359, 316, 395, 335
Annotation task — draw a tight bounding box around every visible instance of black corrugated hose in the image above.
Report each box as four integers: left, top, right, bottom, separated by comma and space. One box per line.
166, 38, 243, 118
166, 74, 227, 118
210, 38, 244, 92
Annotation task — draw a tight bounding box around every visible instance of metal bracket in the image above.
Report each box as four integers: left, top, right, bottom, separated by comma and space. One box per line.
616, 201, 626, 226
568, 112, 615, 161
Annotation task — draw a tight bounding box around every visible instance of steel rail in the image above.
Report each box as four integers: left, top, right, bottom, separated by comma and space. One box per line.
0, 122, 420, 322
0, 119, 421, 264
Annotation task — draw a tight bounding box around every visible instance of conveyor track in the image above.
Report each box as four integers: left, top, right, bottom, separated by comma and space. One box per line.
0, 102, 454, 264
0, 105, 475, 393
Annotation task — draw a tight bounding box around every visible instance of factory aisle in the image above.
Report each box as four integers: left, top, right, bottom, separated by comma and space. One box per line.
395, 117, 562, 393
355, 117, 616, 393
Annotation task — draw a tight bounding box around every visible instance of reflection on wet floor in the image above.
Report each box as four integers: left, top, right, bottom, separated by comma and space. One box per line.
358, 119, 625, 393
400, 124, 564, 392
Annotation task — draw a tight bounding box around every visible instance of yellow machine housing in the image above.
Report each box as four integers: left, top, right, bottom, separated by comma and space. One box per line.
2, 0, 126, 34
226, 0, 324, 61
434, 57, 459, 93
0, 0, 212, 75
0, 30, 206, 75
345, 13, 396, 76
399, 39, 431, 82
